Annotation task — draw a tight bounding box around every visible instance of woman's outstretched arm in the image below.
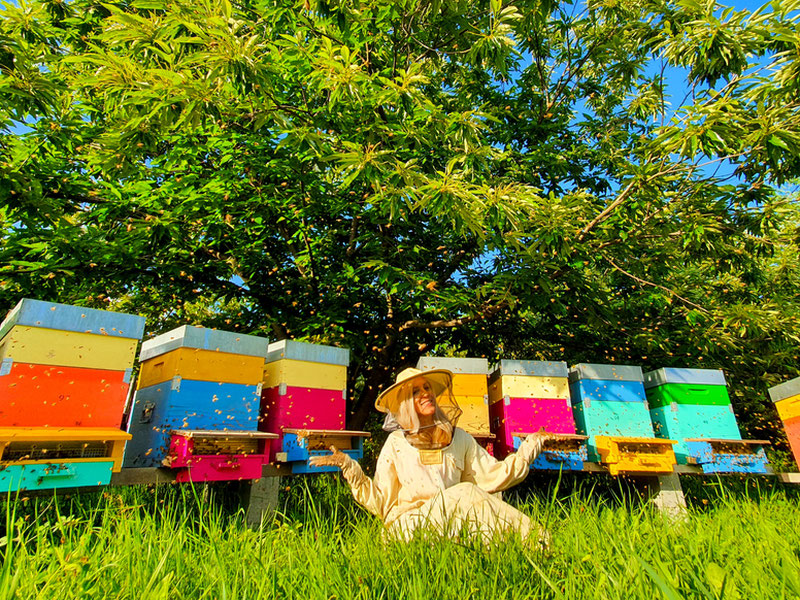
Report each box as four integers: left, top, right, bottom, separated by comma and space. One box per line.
309, 436, 401, 520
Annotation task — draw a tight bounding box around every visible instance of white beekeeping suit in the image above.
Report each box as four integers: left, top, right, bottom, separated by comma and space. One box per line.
310, 367, 552, 546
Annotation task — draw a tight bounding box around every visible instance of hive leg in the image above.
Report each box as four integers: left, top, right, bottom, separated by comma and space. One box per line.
639, 473, 687, 520
242, 475, 281, 529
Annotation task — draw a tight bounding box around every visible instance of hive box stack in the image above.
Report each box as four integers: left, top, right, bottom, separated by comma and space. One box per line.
569, 363, 676, 475
0, 299, 142, 491
261, 341, 368, 473
645, 368, 768, 474
124, 326, 274, 482
488, 360, 587, 470
417, 357, 492, 445
768, 377, 800, 469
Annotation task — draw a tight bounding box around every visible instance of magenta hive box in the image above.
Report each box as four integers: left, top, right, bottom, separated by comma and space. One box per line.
488, 360, 575, 457
163, 430, 278, 483
259, 341, 349, 458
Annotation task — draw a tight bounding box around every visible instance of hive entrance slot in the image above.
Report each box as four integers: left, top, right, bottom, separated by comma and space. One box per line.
192, 438, 261, 455
3, 440, 109, 462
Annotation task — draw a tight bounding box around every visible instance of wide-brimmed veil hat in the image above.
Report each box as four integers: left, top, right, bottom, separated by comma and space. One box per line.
375, 367, 454, 415
375, 368, 462, 447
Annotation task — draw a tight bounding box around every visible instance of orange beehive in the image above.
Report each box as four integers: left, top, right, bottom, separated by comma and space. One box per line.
0, 362, 131, 428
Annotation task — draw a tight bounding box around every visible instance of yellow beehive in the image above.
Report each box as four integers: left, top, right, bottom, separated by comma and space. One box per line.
450, 374, 489, 397
488, 375, 569, 403
594, 436, 677, 476
262, 359, 347, 391
0, 427, 131, 472
457, 395, 492, 437
138, 347, 266, 388
0, 326, 137, 371
776, 394, 800, 422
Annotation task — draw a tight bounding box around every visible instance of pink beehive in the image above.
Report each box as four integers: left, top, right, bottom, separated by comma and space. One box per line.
488, 360, 575, 457
259, 341, 349, 458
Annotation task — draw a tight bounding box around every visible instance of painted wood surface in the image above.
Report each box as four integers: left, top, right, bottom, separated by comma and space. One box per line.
138, 348, 266, 388
0, 460, 114, 492
684, 440, 769, 474
488, 375, 570, 402
171, 454, 269, 482
649, 403, 742, 463
259, 385, 346, 457
266, 340, 349, 366
776, 394, 800, 422
417, 356, 489, 374
140, 325, 269, 362
768, 376, 800, 403
0, 298, 145, 340
490, 397, 576, 455
643, 367, 726, 389
262, 360, 347, 391
490, 360, 569, 379
279, 431, 364, 474
450, 373, 489, 397
569, 379, 648, 404
783, 415, 800, 468
645, 383, 731, 408
124, 380, 261, 467
594, 436, 677, 476
0, 326, 138, 371
453, 394, 490, 437
569, 363, 644, 383
0, 362, 130, 428
511, 433, 587, 470
0, 427, 130, 471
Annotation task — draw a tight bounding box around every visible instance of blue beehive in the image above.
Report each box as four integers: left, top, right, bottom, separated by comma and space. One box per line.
279, 429, 369, 474
569, 364, 655, 462
124, 379, 261, 467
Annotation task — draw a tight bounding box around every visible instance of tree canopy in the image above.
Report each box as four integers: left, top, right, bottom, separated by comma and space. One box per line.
1, 0, 799, 446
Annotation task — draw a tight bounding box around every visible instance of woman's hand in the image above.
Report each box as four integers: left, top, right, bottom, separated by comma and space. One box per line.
308, 445, 350, 469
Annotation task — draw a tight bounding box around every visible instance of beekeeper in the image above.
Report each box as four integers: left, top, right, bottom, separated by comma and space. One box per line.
309, 367, 553, 546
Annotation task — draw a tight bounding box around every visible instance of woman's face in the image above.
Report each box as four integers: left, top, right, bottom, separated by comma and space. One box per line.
411, 377, 437, 417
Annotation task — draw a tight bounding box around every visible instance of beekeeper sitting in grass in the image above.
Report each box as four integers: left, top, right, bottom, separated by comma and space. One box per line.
309, 367, 553, 546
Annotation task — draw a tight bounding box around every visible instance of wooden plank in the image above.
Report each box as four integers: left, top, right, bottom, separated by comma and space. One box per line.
684, 438, 770, 445
0, 427, 130, 442
169, 429, 278, 440
513, 432, 589, 440
779, 472, 800, 484
282, 428, 370, 437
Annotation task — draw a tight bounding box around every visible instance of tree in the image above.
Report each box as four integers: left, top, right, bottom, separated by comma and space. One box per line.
1, 0, 798, 440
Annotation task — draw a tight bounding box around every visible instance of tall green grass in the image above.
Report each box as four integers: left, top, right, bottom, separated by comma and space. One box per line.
1, 476, 799, 599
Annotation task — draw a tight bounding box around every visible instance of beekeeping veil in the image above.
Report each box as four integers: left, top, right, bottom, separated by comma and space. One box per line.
375, 367, 462, 449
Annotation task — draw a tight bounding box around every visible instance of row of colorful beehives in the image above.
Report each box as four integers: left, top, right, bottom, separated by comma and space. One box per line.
416, 357, 772, 476
1, 297, 793, 493
0, 299, 368, 492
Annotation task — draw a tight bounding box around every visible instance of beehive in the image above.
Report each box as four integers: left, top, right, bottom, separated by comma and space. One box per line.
163, 430, 278, 482
260, 341, 350, 460
569, 363, 676, 474
0, 299, 145, 428
124, 326, 268, 468
0, 427, 130, 492
488, 360, 581, 465
417, 357, 491, 439
511, 432, 589, 470
644, 368, 766, 473
276, 429, 370, 474
768, 377, 800, 468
